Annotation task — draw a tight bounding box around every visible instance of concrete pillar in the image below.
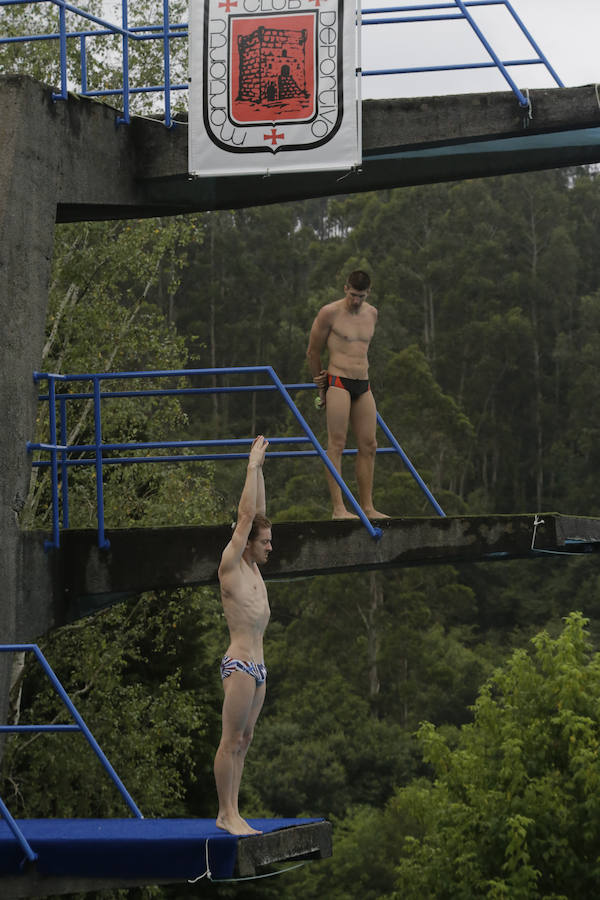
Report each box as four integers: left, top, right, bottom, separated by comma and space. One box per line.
0, 77, 59, 732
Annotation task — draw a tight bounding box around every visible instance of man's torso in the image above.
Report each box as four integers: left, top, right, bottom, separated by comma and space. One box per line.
326, 299, 376, 379
219, 560, 270, 662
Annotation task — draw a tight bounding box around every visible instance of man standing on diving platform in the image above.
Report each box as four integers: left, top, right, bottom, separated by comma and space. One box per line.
307, 270, 388, 520
214, 435, 272, 836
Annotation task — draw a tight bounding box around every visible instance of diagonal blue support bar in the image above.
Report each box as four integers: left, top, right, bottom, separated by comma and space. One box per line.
360, 0, 563, 102
452, 0, 528, 106
503, 0, 564, 88
376, 412, 445, 516
266, 367, 383, 540
0, 644, 143, 820
0, 795, 38, 866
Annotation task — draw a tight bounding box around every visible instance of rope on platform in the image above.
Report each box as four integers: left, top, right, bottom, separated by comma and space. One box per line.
210, 860, 308, 883
187, 838, 309, 884
187, 839, 211, 882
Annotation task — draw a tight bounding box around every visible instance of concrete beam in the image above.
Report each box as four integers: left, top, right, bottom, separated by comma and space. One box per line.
18, 514, 600, 636
2, 75, 600, 225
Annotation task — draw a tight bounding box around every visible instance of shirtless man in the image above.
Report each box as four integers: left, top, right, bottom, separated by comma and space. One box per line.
307, 270, 388, 520
214, 435, 272, 836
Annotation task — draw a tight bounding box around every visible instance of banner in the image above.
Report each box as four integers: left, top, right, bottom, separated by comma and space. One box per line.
188, 0, 360, 176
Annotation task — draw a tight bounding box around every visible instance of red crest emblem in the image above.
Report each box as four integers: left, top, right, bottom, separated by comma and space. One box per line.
189, 0, 360, 173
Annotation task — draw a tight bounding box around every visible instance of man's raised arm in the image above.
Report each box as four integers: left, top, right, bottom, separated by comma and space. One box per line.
256, 463, 266, 517
219, 436, 268, 574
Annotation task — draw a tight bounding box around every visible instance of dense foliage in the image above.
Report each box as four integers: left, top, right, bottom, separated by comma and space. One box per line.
4, 168, 600, 898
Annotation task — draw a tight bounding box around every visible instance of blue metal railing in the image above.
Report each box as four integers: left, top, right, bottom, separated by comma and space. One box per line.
28, 366, 446, 548
0, 0, 563, 125
0, 0, 187, 126
361, 1, 564, 107
0, 643, 142, 869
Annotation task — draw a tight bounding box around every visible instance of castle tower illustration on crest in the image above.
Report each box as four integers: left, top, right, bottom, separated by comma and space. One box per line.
236, 25, 309, 105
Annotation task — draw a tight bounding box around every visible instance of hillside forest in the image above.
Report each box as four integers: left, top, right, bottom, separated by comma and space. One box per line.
4, 167, 600, 898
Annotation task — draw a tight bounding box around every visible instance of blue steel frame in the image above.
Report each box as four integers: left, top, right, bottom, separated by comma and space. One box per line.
29, 366, 446, 549
0, 643, 142, 869
360, 1, 564, 107
0, 0, 563, 125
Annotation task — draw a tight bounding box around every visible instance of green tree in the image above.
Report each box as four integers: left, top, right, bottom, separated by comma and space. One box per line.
24, 216, 212, 532
390, 612, 600, 898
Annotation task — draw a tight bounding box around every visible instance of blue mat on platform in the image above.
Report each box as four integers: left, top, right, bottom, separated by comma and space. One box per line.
0, 817, 323, 880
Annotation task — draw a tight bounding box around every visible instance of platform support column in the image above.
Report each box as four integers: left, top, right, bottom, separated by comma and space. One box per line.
0, 77, 60, 748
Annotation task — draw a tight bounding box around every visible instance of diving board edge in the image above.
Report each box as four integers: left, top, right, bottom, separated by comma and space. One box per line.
1, 821, 332, 898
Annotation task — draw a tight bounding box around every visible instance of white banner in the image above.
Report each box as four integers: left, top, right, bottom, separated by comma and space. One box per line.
188, 0, 360, 176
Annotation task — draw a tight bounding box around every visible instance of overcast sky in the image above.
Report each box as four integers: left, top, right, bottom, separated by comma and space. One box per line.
360, 0, 600, 100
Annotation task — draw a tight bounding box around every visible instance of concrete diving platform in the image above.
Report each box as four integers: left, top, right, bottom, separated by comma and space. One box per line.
1, 817, 332, 899
18, 513, 600, 638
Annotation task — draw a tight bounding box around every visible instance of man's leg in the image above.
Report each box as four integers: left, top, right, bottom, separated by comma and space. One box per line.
325, 386, 355, 518
350, 391, 389, 518
214, 672, 263, 835
229, 680, 266, 819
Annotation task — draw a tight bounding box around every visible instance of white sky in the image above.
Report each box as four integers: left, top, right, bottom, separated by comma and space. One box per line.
360, 0, 600, 99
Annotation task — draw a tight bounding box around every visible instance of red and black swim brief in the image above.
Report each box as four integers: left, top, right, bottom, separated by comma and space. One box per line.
328, 373, 371, 400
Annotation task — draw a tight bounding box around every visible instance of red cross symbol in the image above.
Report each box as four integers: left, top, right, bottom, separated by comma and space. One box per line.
264, 128, 285, 146
218, 0, 237, 10
308, 0, 322, 6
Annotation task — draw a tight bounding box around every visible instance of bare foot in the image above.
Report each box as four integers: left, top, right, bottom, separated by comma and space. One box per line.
216, 813, 263, 836
332, 509, 359, 520
363, 509, 390, 519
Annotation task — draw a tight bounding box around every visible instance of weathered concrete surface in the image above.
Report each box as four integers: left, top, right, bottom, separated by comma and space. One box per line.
0, 77, 60, 737
16, 539, 65, 641
2, 820, 332, 898
236, 820, 332, 876
17, 513, 600, 636
2, 75, 600, 224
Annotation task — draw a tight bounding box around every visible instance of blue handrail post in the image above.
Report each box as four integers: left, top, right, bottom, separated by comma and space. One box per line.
80, 33, 88, 93
51, 0, 68, 102
162, 0, 172, 128
59, 395, 70, 528
47, 376, 61, 551
92, 376, 110, 549
266, 367, 383, 540
116, 0, 130, 125
376, 412, 446, 517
